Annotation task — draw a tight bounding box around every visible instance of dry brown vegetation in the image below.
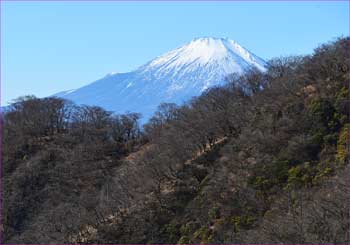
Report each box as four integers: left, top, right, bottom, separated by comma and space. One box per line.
2, 37, 350, 244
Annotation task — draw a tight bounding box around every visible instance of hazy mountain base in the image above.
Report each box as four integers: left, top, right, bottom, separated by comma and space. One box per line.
3, 37, 349, 244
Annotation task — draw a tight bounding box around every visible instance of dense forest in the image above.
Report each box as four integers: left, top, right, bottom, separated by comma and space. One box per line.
2, 37, 349, 244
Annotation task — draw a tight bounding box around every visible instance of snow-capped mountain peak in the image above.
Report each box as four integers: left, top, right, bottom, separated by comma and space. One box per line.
144, 37, 266, 75
55, 37, 267, 121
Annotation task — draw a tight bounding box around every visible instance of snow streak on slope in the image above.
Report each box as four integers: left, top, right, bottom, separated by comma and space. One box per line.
56, 37, 267, 121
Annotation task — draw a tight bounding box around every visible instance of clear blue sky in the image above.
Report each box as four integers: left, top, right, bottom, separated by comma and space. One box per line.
2, 1, 349, 105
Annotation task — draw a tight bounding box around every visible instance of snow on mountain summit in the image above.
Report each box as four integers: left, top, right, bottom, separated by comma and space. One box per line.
146, 37, 265, 73
55, 37, 267, 121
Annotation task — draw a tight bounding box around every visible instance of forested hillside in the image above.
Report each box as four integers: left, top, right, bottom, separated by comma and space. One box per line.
2, 37, 349, 244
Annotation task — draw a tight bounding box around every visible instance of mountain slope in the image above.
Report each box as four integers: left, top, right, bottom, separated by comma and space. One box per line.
56, 37, 266, 120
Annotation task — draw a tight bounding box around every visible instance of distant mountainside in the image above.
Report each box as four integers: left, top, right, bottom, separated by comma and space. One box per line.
54, 37, 267, 120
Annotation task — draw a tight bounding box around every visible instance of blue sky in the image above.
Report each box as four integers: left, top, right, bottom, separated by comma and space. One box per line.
2, 1, 349, 105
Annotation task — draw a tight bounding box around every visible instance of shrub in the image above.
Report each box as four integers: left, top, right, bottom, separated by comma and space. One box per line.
336, 124, 349, 164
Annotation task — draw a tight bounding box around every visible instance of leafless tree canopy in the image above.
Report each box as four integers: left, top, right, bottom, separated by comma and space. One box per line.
2, 37, 349, 244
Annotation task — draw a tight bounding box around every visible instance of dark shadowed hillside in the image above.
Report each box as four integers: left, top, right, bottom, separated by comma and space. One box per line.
2, 37, 349, 244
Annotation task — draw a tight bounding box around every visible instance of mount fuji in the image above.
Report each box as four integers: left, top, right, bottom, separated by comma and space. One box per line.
54, 37, 267, 120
